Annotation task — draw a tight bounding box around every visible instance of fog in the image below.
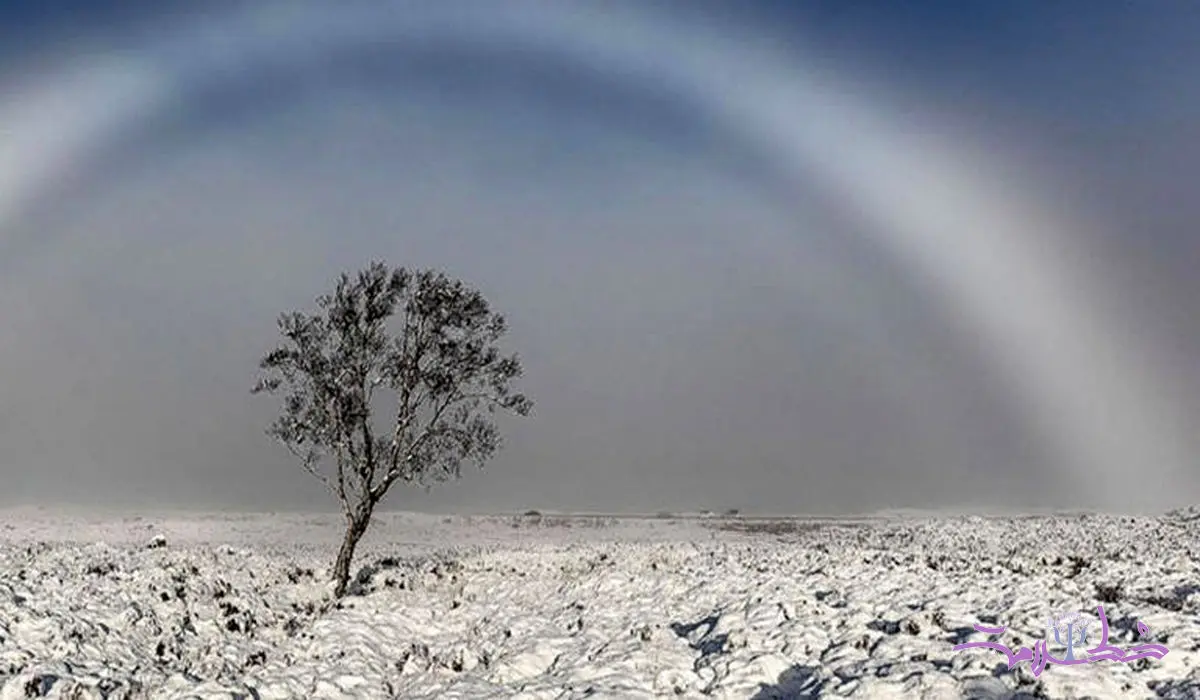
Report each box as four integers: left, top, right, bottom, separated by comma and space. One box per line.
1, 1, 1197, 514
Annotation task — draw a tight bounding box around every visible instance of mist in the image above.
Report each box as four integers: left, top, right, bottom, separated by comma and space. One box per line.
1, 0, 1197, 515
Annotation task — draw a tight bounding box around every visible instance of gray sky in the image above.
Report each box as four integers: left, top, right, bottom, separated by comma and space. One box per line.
1, 1, 1197, 514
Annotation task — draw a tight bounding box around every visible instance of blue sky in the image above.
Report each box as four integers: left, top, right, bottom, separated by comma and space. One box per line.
0, 1, 1197, 514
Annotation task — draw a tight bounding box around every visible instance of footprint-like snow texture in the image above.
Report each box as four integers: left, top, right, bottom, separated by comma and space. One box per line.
1, 509, 1199, 698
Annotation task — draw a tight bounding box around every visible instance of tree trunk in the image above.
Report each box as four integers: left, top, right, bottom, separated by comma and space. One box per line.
331, 509, 371, 598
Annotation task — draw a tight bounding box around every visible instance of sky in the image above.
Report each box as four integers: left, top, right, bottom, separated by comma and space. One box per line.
0, 1, 1197, 515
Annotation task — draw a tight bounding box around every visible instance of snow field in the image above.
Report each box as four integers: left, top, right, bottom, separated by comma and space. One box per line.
1, 510, 1199, 698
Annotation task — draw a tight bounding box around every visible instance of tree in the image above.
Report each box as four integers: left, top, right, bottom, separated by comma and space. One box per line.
253, 262, 532, 597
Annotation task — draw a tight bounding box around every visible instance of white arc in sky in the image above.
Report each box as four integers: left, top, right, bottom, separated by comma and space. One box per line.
0, 0, 1191, 510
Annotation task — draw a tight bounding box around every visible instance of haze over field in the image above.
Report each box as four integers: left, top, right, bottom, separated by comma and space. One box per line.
1, 1, 1199, 515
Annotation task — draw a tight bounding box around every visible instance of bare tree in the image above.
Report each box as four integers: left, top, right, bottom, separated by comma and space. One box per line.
253, 262, 532, 597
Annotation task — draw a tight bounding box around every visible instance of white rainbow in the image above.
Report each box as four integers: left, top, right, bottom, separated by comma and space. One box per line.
0, 1, 1190, 510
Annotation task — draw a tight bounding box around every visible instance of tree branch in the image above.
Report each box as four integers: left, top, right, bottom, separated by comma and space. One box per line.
282, 442, 348, 516
374, 388, 474, 501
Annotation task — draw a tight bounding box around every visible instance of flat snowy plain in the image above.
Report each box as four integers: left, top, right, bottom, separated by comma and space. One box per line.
2, 507, 1199, 699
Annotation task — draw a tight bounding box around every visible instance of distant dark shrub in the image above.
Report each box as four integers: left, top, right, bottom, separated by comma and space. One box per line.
1142, 593, 1183, 612
1095, 582, 1124, 604
709, 519, 825, 536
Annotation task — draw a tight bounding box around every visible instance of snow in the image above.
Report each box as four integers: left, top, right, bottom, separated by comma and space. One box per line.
1, 508, 1199, 698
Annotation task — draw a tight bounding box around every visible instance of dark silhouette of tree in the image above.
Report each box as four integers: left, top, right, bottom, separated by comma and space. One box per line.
253, 262, 531, 597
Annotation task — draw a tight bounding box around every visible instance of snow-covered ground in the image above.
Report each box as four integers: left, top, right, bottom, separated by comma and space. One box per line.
2, 507, 1199, 699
